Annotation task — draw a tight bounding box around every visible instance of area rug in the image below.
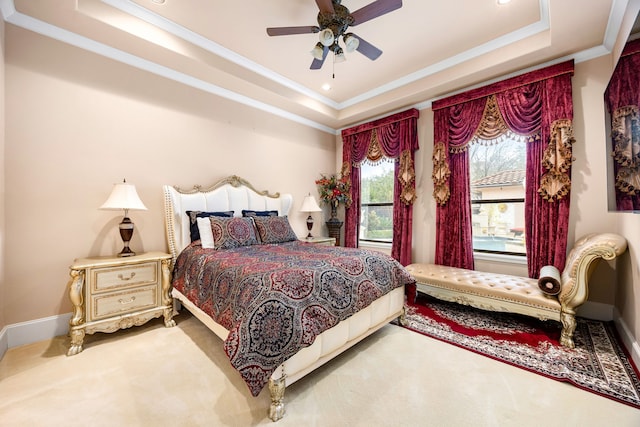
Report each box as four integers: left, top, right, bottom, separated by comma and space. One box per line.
401, 294, 640, 409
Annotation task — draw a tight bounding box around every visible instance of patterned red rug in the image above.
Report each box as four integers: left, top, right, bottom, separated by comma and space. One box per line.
401, 293, 640, 409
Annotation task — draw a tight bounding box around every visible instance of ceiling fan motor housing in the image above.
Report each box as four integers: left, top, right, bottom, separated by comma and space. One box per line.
317, 3, 354, 44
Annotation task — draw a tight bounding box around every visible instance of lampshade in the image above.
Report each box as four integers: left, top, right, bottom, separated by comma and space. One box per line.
319, 28, 335, 47
100, 181, 148, 211
343, 33, 359, 53
333, 46, 346, 63
310, 42, 325, 60
300, 194, 322, 213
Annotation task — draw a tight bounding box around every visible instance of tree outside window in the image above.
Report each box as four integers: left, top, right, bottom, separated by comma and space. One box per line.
360, 160, 394, 243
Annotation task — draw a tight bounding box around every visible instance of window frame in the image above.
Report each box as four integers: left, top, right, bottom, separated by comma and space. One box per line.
359, 201, 394, 244
470, 197, 526, 257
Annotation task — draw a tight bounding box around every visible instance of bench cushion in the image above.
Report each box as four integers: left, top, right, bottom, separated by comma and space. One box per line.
406, 263, 562, 313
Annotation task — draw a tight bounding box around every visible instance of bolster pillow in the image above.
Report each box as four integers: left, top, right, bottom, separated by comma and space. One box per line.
538, 265, 562, 295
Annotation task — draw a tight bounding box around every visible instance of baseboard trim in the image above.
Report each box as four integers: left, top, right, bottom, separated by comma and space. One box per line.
0, 325, 8, 361
614, 310, 640, 369
0, 313, 71, 360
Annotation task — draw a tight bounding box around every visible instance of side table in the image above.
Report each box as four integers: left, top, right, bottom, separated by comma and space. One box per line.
66, 251, 175, 356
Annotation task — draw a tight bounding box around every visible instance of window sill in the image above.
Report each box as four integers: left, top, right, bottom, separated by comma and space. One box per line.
359, 241, 392, 252
473, 251, 527, 265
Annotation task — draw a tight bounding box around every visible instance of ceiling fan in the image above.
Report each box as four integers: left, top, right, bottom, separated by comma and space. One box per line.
266, 0, 403, 70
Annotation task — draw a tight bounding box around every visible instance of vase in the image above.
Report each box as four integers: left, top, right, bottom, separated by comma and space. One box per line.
330, 202, 338, 220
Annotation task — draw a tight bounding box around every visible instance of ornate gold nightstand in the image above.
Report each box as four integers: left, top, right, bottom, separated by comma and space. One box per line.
66, 251, 175, 356
303, 236, 337, 246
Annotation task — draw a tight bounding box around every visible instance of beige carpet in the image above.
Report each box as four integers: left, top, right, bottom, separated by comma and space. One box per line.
1, 311, 639, 427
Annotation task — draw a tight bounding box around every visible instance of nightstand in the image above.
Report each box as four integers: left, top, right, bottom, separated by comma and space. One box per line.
303, 236, 337, 246
66, 251, 175, 356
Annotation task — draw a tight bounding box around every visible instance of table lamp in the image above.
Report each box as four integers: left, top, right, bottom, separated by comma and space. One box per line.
100, 179, 147, 257
300, 193, 322, 238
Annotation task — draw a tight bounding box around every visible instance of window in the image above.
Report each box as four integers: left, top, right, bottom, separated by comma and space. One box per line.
469, 140, 526, 256
359, 159, 394, 244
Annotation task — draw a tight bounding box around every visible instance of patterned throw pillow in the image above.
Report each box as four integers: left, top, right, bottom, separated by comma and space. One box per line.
186, 210, 234, 242
209, 216, 259, 249
241, 209, 279, 217
252, 216, 299, 244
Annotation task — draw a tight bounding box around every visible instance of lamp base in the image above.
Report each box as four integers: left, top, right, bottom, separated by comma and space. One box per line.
306, 214, 314, 239
118, 246, 136, 257
118, 216, 136, 257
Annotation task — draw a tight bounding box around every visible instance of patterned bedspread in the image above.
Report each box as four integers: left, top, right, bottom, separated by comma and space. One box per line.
172, 240, 414, 396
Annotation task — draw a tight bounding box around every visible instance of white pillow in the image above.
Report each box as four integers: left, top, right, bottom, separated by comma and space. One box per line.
196, 217, 215, 249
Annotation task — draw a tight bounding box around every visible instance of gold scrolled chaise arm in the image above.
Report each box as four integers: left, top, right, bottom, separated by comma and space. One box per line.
559, 233, 628, 311
556, 233, 627, 348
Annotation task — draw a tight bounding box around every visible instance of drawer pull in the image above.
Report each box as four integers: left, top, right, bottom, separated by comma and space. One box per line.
118, 296, 136, 305
117, 272, 136, 281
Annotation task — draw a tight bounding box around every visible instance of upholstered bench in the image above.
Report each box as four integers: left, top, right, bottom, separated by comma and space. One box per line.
406, 233, 627, 348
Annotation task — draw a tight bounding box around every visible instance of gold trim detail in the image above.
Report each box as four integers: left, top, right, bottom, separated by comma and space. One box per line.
432, 142, 451, 206
174, 175, 281, 198
398, 150, 416, 205
366, 129, 385, 163
538, 119, 574, 202
473, 95, 510, 142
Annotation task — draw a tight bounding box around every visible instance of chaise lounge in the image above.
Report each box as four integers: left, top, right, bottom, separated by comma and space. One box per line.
406, 233, 628, 348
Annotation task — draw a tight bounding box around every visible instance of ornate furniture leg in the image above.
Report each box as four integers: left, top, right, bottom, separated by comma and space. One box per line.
67, 269, 85, 356
161, 258, 176, 327
268, 375, 286, 422
398, 306, 408, 327
560, 311, 577, 349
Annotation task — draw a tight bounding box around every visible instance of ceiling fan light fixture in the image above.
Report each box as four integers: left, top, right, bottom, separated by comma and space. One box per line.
343, 33, 359, 53
319, 28, 335, 47
310, 43, 325, 60
334, 46, 346, 63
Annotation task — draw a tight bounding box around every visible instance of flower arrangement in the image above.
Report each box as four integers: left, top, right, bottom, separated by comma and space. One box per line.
315, 173, 352, 208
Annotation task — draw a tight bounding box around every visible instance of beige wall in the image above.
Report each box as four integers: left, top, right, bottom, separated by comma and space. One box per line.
0, 17, 6, 331
4, 25, 336, 324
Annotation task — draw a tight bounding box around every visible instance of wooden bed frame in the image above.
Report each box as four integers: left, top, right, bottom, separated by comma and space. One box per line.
162, 175, 405, 421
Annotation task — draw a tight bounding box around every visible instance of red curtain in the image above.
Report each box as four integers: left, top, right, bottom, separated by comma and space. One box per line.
341, 108, 420, 265
432, 61, 574, 277
604, 39, 640, 211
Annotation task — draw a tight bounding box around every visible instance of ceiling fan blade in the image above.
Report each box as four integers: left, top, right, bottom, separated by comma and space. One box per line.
350, 0, 402, 26
353, 34, 383, 60
267, 26, 319, 36
310, 45, 329, 70
315, 0, 335, 15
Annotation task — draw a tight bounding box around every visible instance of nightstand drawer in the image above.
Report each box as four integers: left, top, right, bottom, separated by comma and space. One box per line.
91, 262, 157, 293
90, 285, 159, 320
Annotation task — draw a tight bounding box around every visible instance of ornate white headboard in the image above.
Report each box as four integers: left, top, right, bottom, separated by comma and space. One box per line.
163, 175, 293, 263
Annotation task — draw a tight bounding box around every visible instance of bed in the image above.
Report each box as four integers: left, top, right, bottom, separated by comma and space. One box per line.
162, 175, 413, 421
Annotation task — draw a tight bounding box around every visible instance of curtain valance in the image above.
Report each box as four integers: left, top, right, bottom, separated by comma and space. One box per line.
341, 108, 420, 265
432, 60, 575, 111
